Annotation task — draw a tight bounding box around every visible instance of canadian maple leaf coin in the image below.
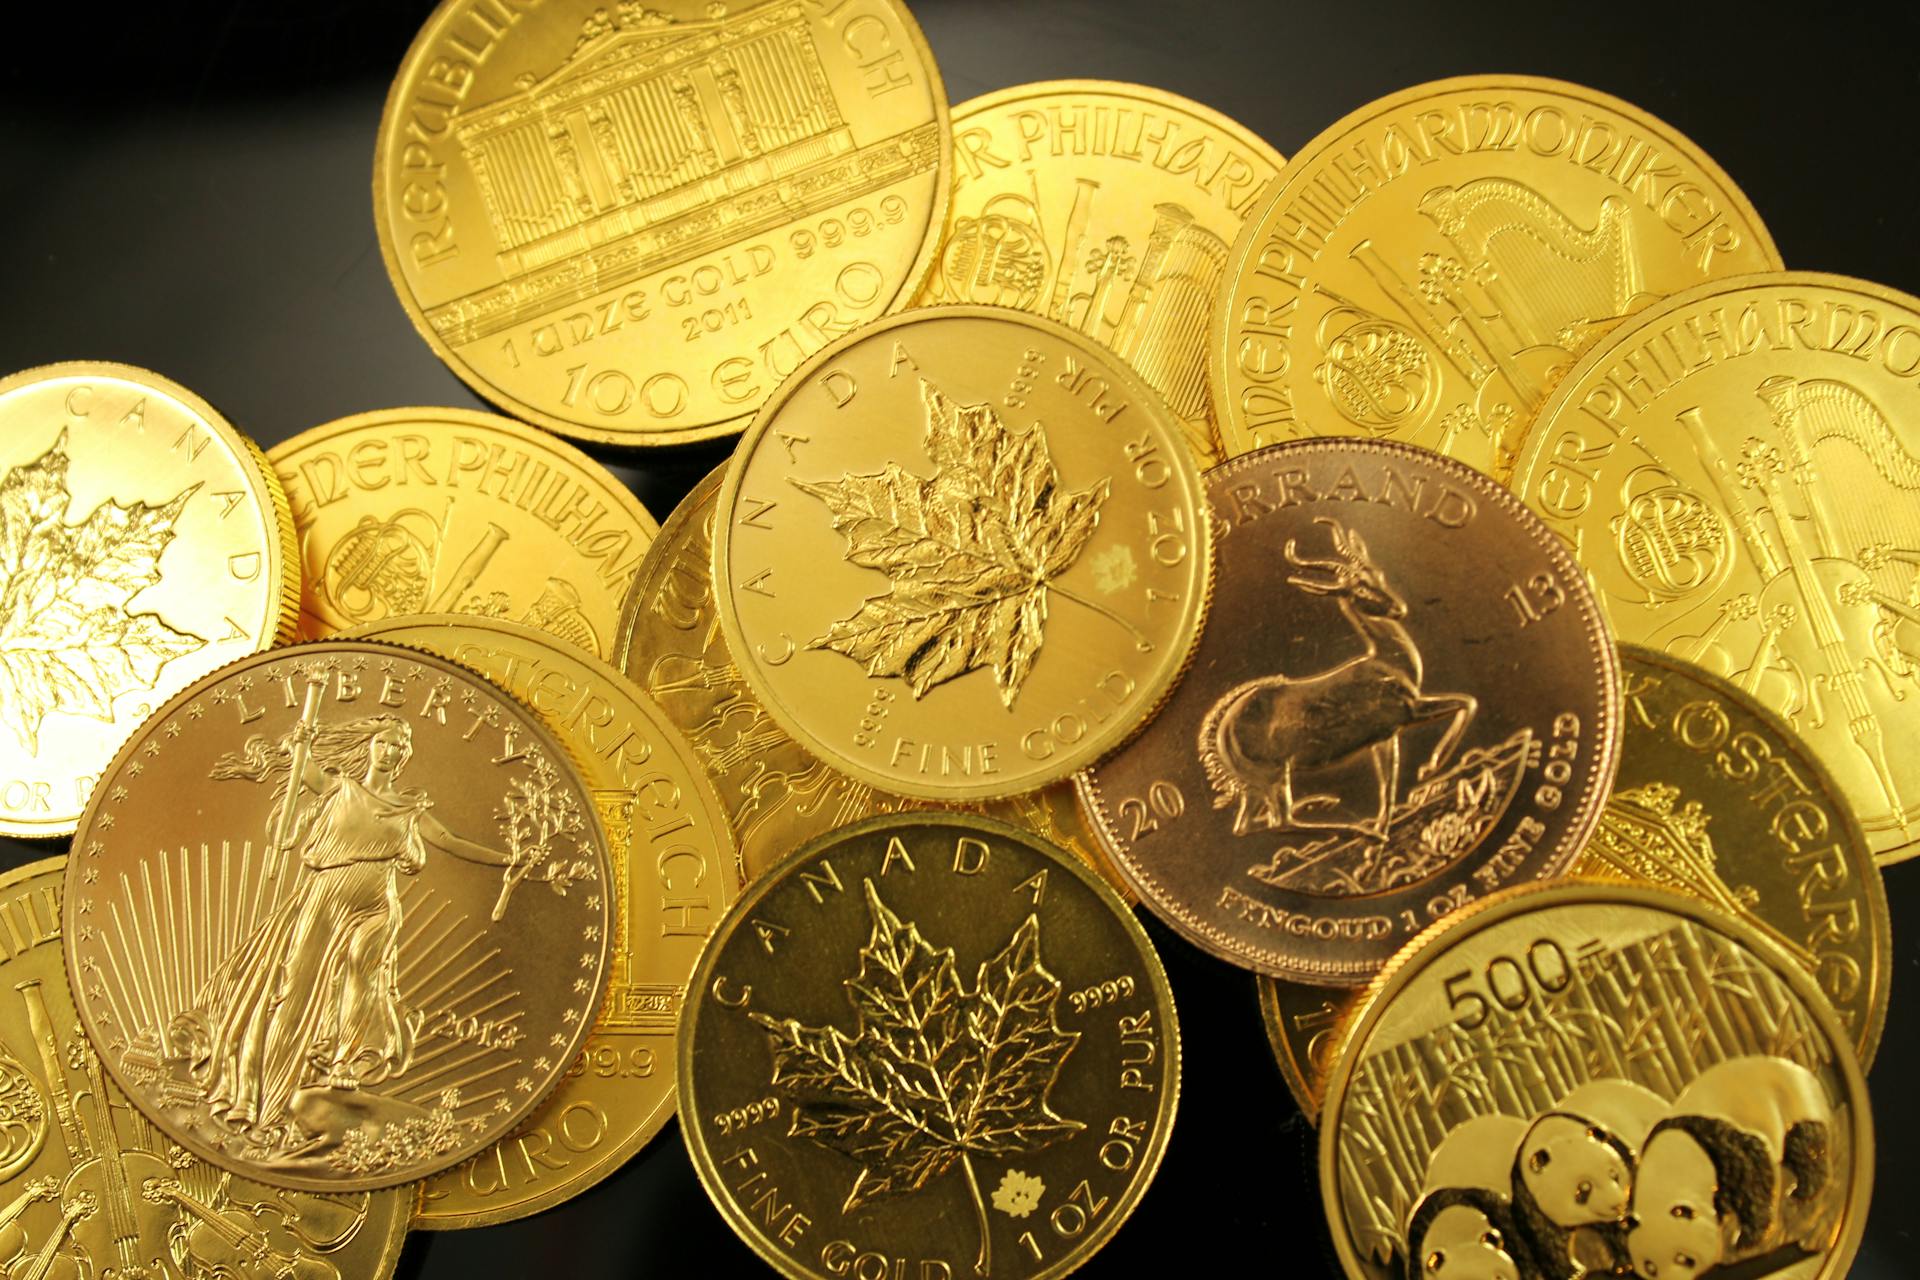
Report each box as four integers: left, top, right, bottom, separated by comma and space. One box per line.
0, 362, 297, 839
680, 813, 1179, 1280
714, 307, 1212, 801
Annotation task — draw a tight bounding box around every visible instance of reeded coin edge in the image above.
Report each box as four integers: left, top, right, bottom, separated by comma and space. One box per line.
1315, 879, 1874, 1280
63, 637, 616, 1193
1077, 438, 1622, 983
369, 0, 954, 449
711, 303, 1216, 802
676, 810, 1181, 1280
0, 360, 301, 839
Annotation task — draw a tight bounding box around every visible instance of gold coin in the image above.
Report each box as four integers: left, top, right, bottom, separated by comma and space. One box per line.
1210, 75, 1780, 479
342, 615, 739, 1227
65, 641, 614, 1192
1081, 440, 1620, 983
1260, 641, 1895, 1119
679, 813, 1178, 1280
268, 408, 657, 658
917, 79, 1286, 467
1511, 272, 1920, 863
1320, 883, 1872, 1280
0, 858, 412, 1279
616, 464, 1131, 890
0, 362, 296, 839
374, 0, 951, 447
714, 306, 1213, 801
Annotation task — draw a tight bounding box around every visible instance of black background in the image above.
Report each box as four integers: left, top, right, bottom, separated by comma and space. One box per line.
4, 2, 1918, 1275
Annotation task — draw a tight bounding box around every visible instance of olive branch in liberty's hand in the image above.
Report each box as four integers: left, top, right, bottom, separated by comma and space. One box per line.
490, 754, 597, 921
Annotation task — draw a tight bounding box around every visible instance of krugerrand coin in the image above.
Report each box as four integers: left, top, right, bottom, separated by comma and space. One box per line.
916, 80, 1287, 468
0, 362, 297, 839
64, 641, 614, 1192
1259, 642, 1895, 1119
374, 0, 951, 447
0, 859, 412, 1279
616, 464, 1131, 890
1080, 440, 1620, 983
1320, 883, 1873, 1280
269, 408, 657, 657
1210, 76, 1779, 480
679, 813, 1178, 1280
343, 615, 739, 1227
714, 306, 1213, 801
1512, 272, 1920, 865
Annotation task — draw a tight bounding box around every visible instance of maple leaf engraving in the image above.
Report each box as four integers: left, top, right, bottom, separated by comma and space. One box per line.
0, 431, 208, 752
751, 878, 1083, 1275
792, 380, 1110, 708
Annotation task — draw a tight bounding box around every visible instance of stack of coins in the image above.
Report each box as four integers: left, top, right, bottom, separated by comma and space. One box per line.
0, 3, 1908, 1278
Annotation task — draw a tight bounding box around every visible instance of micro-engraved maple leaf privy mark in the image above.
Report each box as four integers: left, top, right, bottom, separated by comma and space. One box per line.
750, 878, 1084, 1277
791, 380, 1112, 708
0, 431, 208, 752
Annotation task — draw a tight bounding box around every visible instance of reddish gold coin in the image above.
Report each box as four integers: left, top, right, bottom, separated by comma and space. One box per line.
1081, 440, 1620, 983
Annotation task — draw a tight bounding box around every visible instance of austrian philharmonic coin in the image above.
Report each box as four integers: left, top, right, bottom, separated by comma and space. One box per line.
1320, 883, 1872, 1280
714, 307, 1213, 801
617, 465, 1128, 887
917, 80, 1287, 467
1259, 642, 1893, 1118
0, 362, 297, 838
679, 813, 1178, 1280
344, 615, 739, 1228
1210, 76, 1780, 479
64, 641, 615, 1192
374, 0, 951, 447
1080, 440, 1620, 983
0, 859, 411, 1279
269, 408, 657, 657
1513, 273, 1920, 864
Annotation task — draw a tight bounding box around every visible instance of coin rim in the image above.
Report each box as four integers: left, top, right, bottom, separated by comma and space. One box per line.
1078, 437, 1622, 982
339, 612, 742, 1226
711, 303, 1216, 801
267, 404, 660, 657
0, 359, 300, 839
1613, 641, 1893, 1067
1316, 879, 1874, 1280
1205, 73, 1785, 466
369, 0, 954, 449
676, 809, 1182, 1280
62, 637, 616, 1192
1509, 269, 1920, 863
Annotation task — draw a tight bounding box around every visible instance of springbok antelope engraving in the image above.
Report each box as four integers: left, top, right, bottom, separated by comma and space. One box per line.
1198, 518, 1477, 843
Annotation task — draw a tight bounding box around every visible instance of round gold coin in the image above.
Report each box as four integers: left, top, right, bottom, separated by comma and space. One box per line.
342, 614, 739, 1227
1260, 640, 1894, 1120
1210, 75, 1780, 479
617, 463, 1131, 889
0, 362, 297, 838
1512, 272, 1920, 863
679, 812, 1178, 1280
917, 79, 1287, 467
65, 641, 614, 1192
1320, 882, 1872, 1280
268, 408, 657, 658
374, 0, 951, 447
1082, 439, 1620, 983
0, 858, 411, 1279
713, 306, 1214, 801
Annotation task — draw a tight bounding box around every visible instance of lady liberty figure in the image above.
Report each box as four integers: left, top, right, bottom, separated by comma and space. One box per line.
172, 675, 520, 1153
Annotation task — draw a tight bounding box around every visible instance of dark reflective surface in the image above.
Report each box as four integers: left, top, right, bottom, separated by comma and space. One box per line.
4, 2, 1916, 1274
